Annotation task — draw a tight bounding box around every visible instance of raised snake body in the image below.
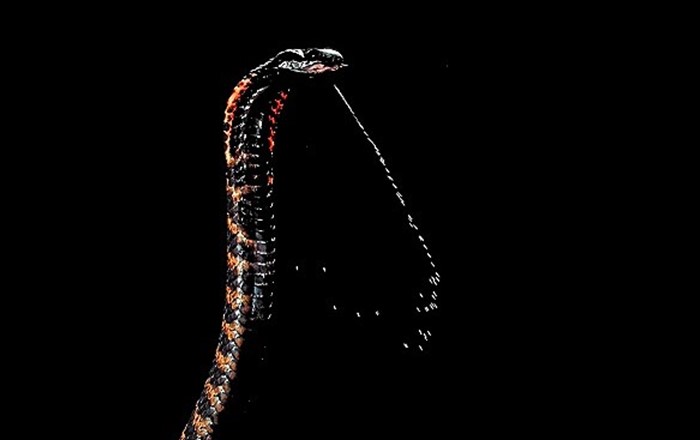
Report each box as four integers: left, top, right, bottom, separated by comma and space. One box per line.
181, 48, 440, 440
180, 48, 345, 440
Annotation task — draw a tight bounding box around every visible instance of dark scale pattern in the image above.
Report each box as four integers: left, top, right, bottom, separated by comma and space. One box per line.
181, 48, 346, 440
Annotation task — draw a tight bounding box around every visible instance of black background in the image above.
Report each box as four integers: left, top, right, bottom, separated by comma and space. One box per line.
15, 17, 616, 438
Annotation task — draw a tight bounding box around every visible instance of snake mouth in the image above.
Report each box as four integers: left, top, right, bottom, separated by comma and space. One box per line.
302, 61, 348, 74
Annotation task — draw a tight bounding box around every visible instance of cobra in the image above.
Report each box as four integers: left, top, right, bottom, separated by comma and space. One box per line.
180, 48, 346, 440
181, 48, 439, 440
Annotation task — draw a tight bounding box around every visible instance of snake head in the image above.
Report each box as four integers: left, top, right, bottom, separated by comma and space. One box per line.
272, 48, 347, 75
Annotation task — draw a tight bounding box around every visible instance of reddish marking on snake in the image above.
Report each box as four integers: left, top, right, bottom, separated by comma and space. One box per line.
224, 77, 253, 166
226, 253, 239, 269
227, 217, 239, 235
267, 91, 288, 153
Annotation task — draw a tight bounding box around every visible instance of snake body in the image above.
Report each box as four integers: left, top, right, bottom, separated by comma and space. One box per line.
181, 49, 345, 440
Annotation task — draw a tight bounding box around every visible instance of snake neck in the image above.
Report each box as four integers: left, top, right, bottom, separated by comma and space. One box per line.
180, 72, 289, 440
224, 73, 289, 320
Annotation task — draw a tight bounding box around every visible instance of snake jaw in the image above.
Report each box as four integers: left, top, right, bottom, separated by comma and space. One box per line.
277, 59, 346, 74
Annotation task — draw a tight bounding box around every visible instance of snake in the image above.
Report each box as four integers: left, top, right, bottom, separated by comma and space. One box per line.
181, 48, 440, 440
180, 48, 346, 440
